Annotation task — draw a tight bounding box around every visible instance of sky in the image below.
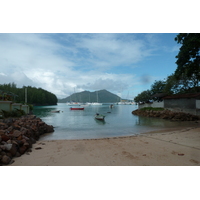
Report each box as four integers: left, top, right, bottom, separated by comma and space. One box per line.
0, 33, 180, 99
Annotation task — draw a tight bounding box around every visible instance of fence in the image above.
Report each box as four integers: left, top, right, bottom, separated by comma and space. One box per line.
0, 101, 29, 114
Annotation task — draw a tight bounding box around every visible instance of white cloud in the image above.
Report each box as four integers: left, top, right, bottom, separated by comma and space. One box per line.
75, 33, 152, 69
0, 33, 157, 99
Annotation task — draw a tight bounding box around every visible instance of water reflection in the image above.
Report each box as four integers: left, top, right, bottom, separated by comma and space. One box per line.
94, 119, 106, 125
135, 115, 195, 128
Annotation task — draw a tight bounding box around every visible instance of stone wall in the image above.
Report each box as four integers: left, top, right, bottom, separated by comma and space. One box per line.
164, 98, 199, 115
164, 98, 196, 110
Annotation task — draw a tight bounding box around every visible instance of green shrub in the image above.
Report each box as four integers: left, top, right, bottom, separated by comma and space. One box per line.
0, 109, 26, 118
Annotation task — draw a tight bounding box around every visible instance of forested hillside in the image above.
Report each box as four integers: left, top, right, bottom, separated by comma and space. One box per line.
0, 83, 57, 106
58, 89, 120, 103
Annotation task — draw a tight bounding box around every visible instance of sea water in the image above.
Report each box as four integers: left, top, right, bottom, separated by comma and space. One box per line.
33, 103, 194, 140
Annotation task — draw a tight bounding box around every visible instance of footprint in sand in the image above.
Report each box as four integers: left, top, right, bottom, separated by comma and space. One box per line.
190, 159, 199, 164
122, 151, 138, 160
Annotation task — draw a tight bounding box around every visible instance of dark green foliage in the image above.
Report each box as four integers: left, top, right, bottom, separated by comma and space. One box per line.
0, 83, 57, 106
151, 80, 166, 94
163, 73, 180, 94
175, 33, 200, 90
58, 89, 121, 103
0, 109, 26, 118
134, 90, 152, 103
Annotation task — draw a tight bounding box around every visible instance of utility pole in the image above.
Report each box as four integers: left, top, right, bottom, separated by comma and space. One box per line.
25, 87, 27, 104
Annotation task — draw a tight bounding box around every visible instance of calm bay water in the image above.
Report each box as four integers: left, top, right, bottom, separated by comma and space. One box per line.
33, 103, 193, 140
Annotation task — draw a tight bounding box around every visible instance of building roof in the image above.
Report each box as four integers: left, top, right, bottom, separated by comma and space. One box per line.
164, 93, 200, 99
152, 93, 168, 98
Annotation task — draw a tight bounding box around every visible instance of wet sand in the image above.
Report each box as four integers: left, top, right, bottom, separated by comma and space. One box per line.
9, 125, 200, 166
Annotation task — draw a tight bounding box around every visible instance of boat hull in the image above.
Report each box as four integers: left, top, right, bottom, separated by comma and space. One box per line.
95, 114, 105, 120
70, 107, 84, 110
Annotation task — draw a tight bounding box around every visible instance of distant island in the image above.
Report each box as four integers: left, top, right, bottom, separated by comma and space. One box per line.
58, 89, 121, 103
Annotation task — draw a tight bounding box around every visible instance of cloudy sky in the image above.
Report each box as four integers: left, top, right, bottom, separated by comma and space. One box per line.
0, 33, 180, 99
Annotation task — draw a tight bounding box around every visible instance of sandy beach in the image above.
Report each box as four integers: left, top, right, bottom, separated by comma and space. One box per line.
9, 125, 200, 166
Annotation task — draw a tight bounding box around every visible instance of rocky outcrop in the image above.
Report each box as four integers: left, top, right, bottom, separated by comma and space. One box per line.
0, 115, 54, 165
132, 109, 200, 121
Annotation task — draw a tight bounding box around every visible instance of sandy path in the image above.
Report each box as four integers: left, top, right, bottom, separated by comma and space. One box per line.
9, 126, 200, 166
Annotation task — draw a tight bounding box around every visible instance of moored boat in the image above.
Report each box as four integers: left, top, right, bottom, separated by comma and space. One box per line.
70, 107, 84, 110
91, 102, 102, 106
94, 113, 105, 120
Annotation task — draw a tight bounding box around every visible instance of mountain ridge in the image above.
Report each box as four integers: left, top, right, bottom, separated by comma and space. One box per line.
58, 89, 121, 103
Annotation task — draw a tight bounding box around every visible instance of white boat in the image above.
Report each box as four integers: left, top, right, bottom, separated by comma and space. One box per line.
91, 102, 102, 106
66, 102, 83, 106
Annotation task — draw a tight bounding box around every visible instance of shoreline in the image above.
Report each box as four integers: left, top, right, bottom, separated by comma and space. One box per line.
9, 124, 200, 166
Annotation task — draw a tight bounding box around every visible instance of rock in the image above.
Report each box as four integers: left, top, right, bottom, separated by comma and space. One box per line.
24, 142, 31, 148
17, 139, 24, 147
12, 130, 22, 138
20, 127, 28, 135
19, 145, 27, 155
7, 126, 14, 133
0, 130, 4, 135
1, 134, 10, 142
0, 122, 8, 129
0, 115, 54, 165
0, 145, 6, 150
132, 109, 200, 122
15, 152, 21, 157
4, 143, 13, 151
1, 155, 11, 165
9, 144, 18, 156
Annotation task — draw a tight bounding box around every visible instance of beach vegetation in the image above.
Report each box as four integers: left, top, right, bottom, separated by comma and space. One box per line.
0, 109, 26, 118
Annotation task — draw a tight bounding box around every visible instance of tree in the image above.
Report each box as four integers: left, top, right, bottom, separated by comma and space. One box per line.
151, 80, 166, 95
175, 33, 200, 90
0, 83, 57, 105
163, 73, 183, 94
134, 90, 152, 103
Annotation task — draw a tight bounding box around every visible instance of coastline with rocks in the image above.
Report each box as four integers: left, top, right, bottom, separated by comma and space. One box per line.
132, 109, 200, 121
0, 115, 54, 165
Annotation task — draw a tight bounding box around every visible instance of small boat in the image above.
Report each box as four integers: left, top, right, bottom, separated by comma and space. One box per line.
95, 113, 105, 120
66, 102, 83, 106
70, 107, 84, 110
51, 110, 60, 113
91, 102, 102, 106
